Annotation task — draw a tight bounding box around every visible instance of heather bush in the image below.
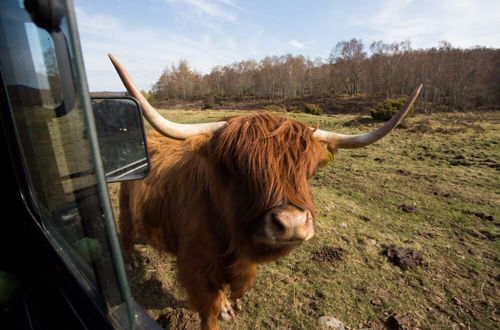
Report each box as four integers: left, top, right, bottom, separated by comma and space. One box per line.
370, 98, 407, 121
264, 104, 287, 112
304, 103, 323, 115
203, 95, 215, 109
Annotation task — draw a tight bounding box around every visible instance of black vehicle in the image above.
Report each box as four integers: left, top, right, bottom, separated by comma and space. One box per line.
0, 0, 161, 329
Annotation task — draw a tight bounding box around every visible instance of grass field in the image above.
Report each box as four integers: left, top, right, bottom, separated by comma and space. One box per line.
107, 109, 499, 329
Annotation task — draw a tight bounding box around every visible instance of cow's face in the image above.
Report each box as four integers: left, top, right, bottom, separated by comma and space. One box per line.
208, 113, 329, 257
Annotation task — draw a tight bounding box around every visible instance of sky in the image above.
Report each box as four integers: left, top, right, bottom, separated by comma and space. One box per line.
74, 0, 500, 92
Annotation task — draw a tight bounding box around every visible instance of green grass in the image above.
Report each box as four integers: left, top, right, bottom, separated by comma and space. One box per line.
109, 109, 499, 329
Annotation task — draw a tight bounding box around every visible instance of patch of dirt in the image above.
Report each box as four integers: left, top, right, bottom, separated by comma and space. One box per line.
385, 313, 418, 330
303, 291, 326, 314
434, 127, 468, 134
467, 229, 491, 240
396, 121, 409, 129
312, 247, 347, 263
432, 190, 453, 198
359, 215, 372, 222
408, 118, 487, 136
350, 153, 368, 158
370, 297, 384, 306
383, 247, 427, 270
363, 320, 386, 329
126, 245, 185, 313
396, 169, 411, 176
343, 117, 374, 126
156, 307, 199, 329
478, 230, 499, 241
398, 205, 417, 214
130, 271, 183, 311
407, 119, 433, 133
370, 289, 392, 307
462, 210, 494, 222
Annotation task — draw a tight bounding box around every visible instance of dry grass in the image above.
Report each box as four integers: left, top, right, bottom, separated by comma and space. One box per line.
108, 110, 499, 329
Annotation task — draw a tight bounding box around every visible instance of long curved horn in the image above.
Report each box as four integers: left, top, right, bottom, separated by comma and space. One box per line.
108, 54, 226, 140
313, 84, 422, 148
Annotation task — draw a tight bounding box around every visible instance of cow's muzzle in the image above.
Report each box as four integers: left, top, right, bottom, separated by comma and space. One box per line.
256, 205, 314, 246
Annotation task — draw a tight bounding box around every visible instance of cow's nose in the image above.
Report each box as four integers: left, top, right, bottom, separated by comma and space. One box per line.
266, 205, 314, 243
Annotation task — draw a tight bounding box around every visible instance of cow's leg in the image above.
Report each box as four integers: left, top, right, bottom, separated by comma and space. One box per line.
183, 279, 222, 330
177, 254, 224, 330
228, 258, 257, 300
219, 291, 235, 321
198, 291, 222, 330
118, 183, 137, 268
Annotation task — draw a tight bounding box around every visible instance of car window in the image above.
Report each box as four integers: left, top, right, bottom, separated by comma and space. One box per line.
0, 1, 134, 328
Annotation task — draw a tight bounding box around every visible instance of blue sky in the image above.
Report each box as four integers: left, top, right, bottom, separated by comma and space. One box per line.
74, 0, 500, 92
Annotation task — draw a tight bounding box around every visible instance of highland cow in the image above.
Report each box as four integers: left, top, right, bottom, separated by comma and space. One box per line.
109, 54, 421, 330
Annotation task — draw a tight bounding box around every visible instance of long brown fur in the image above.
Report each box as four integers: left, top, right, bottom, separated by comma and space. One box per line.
119, 113, 328, 330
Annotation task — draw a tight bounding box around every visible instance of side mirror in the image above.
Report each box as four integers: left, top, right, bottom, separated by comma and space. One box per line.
91, 97, 150, 182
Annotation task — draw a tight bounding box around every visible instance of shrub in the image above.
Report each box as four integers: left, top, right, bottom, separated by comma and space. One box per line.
203, 95, 215, 109
304, 103, 323, 115
202, 102, 214, 109
214, 96, 231, 107
263, 104, 286, 112
141, 90, 156, 105
287, 102, 303, 112
370, 98, 407, 121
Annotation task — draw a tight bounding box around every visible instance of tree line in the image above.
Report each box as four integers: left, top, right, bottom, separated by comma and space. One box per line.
151, 39, 499, 111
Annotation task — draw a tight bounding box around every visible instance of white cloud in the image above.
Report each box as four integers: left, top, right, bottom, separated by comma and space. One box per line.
371, 0, 413, 26
164, 0, 237, 21
360, 0, 500, 49
75, 6, 254, 91
289, 40, 305, 49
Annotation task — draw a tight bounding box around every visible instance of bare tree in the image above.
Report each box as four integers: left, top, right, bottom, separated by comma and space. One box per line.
150, 40, 499, 111
329, 38, 366, 95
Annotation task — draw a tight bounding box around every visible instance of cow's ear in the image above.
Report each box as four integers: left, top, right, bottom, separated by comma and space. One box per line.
312, 142, 335, 173
317, 152, 333, 169
322, 142, 337, 164
325, 142, 337, 154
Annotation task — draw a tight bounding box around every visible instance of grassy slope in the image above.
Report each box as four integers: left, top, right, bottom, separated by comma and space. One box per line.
108, 110, 499, 329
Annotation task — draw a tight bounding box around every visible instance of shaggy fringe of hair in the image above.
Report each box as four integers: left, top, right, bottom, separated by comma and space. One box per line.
209, 113, 324, 220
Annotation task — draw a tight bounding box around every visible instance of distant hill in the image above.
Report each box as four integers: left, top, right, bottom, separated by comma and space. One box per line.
90, 91, 128, 97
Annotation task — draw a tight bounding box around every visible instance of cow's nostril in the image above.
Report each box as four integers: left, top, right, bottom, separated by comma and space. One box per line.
270, 213, 286, 235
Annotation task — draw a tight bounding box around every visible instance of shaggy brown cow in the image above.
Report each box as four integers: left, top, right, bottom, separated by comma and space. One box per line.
109, 54, 421, 330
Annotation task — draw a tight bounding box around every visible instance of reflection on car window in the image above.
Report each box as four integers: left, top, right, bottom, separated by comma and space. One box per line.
25, 21, 63, 106
0, 0, 133, 328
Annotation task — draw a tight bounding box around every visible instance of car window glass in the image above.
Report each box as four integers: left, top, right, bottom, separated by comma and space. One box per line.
0, 1, 133, 328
